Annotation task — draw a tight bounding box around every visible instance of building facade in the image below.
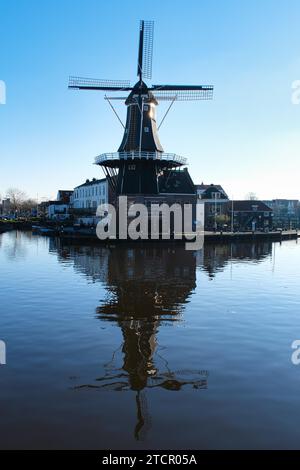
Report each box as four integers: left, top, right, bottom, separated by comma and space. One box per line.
263, 199, 300, 229
48, 201, 70, 220
227, 200, 273, 231
0, 198, 11, 216
195, 183, 229, 230
71, 178, 108, 211
48, 189, 73, 220
57, 190, 74, 204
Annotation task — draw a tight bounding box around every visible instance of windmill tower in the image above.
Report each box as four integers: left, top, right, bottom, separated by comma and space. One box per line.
69, 20, 213, 200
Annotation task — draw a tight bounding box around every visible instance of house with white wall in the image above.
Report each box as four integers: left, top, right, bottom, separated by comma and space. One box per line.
48, 201, 70, 220
48, 189, 73, 220
48, 179, 110, 224
72, 178, 108, 210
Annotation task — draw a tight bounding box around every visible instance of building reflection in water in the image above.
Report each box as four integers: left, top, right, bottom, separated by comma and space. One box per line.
199, 241, 273, 279
50, 239, 273, 440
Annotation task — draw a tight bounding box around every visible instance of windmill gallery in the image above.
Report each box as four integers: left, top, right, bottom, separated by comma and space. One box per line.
68, 20, 213, 241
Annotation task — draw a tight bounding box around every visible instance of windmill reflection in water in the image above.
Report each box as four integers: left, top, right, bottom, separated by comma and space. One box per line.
70, 246, 208, 440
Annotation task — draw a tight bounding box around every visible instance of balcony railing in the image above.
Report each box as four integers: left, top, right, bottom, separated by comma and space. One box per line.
94, 152, 187, 166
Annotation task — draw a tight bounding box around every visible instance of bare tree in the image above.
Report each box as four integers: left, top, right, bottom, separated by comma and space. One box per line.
21, 198, 37, 212
6, 187, 27, 212
245, 192, 258, 201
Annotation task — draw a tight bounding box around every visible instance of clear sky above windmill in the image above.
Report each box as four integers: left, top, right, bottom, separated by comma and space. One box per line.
0, 0, 300, 200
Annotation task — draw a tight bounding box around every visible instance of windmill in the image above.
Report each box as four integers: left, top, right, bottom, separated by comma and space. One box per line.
69, 20, 213, 196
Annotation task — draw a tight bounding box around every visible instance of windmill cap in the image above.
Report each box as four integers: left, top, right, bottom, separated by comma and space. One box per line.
125, 81, 158, 105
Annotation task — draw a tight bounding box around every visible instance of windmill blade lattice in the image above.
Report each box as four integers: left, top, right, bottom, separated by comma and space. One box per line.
151, 87, 214, 101
141, 21, 154, 80
68, 76, 131, 91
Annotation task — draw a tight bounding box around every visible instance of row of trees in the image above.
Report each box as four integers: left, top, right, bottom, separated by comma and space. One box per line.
1, 188, 37, 213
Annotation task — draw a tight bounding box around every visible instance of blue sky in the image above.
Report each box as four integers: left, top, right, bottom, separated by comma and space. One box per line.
1, 0, 300, 200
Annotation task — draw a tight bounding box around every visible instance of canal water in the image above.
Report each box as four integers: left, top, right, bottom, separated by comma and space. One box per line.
0, 230, 300, 449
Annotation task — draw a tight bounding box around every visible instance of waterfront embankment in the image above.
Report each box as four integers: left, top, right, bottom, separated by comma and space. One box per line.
48, 228, 299, 244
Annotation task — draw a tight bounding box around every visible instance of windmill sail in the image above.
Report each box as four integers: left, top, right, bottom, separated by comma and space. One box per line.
137, 20, 154, 81
68, 76, 131, 91
150, 85, 214, 101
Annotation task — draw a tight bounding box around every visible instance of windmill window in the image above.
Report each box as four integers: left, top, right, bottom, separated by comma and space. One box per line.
128, 164, 136, 170
144, 127, 149, 133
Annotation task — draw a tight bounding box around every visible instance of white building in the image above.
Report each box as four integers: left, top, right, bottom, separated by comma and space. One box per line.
48, 189, 73, 220
48, 202, 70, 220
72, 178, 108, 210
